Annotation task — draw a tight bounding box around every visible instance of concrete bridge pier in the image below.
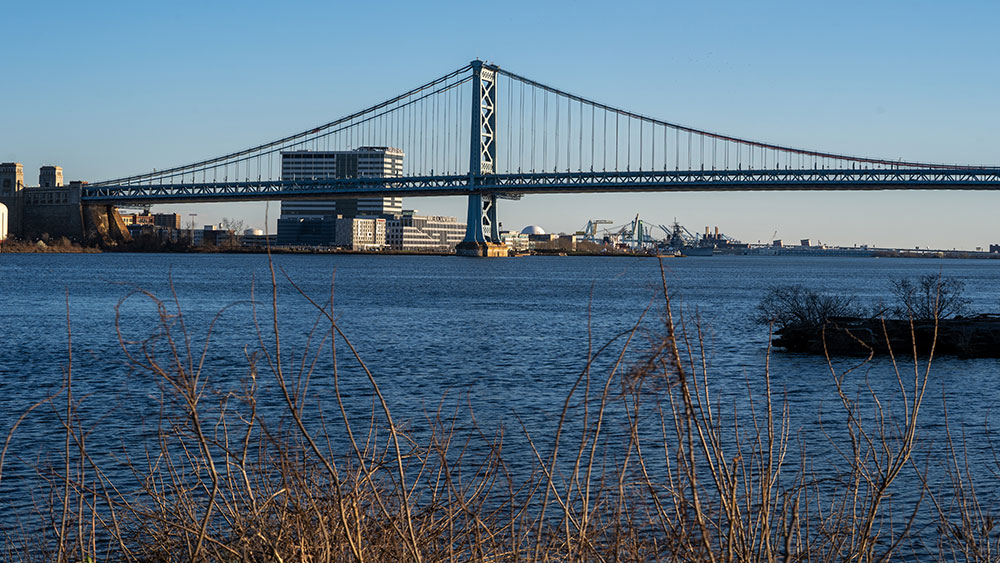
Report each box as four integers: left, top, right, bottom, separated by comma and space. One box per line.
82, 204, 131, 246
19, 186, 129, 246
456, 192, 507, 256
2, 163, 131, 246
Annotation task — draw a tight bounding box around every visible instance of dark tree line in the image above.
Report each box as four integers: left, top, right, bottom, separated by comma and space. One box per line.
757, 274, 971, 329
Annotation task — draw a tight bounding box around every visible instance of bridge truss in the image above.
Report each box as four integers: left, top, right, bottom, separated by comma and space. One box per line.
85, 60, 1000, 245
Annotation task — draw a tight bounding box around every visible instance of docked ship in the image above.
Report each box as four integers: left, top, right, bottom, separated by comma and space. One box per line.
681, 245, 714, 257
665, 222, 715, 256
665, 222, 746, 256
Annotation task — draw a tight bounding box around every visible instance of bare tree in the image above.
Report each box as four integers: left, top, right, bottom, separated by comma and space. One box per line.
756, 284, 858, 328
890, 274, 970, 320
220, 217, 246, 249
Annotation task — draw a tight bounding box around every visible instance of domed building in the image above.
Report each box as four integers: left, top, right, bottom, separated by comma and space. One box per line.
520, 225, 545, 235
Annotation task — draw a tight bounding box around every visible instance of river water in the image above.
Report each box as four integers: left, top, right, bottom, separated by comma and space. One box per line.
2, 252, 1000, 549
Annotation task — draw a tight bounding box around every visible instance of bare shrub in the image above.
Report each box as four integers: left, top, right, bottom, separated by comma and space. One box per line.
2, 259, 999, 561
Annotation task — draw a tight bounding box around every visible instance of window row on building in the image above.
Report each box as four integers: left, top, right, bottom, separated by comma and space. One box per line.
120, 212, 182, 229
275, 147, 468, 251
277, 213, 466, 251
23, 190, 73, 206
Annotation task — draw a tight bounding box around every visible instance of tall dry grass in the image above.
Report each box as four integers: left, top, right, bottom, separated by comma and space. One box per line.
1, 259, 999, 561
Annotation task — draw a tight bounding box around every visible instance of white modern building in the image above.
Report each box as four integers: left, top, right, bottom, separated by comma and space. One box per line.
501, 231, 532, 252
386, 211, 465, 251
280, 147, 404, 219
335, 217, 387, 250
0, 202, 7, 241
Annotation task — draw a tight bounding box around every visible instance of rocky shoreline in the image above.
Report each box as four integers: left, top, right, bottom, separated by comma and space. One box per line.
773, 315, 1000, 358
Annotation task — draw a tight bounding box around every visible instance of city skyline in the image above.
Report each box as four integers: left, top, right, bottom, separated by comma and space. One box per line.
5, 1, 1000, 249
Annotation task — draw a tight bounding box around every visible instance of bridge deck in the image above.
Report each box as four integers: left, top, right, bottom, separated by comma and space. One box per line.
82, 169, 1000, 205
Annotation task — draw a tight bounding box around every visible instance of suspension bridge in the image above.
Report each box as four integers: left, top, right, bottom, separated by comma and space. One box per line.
82, 60, 1000, 253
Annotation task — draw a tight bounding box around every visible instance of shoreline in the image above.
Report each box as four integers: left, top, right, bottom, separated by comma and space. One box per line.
3, 240, 1000, 260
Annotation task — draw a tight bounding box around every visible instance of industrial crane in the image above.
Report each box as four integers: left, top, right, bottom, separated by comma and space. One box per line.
610, 215, 656, 247
579, 219, 613, 242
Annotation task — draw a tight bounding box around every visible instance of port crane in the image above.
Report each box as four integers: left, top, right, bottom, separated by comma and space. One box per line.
578, 219, 613, 242
583, 215, 743, 251
608, 214, 657, 247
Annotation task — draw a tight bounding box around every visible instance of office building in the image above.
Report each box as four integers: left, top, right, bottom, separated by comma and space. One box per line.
280, 146, 404, 219
241, 228, 275, 248
501, 231, 532, 252
192, 224, 239, 247
386, 211, 465, 252
276, 216, 336, 246
336, 217, 386, 250
154, 213, 181, 230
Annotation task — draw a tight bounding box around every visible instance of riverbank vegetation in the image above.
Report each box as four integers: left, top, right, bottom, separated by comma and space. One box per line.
0, 236, 100, 253
2, 263, 998, 560
758, 275, 1000, 356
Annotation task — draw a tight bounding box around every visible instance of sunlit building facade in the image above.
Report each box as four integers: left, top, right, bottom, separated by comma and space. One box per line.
279, 147, 404, 219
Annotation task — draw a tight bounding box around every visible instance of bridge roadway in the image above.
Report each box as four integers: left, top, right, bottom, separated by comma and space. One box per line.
81, 168, 1000, 205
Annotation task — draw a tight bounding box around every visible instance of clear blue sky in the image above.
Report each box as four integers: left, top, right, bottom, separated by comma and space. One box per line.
5, 0, 1000, 249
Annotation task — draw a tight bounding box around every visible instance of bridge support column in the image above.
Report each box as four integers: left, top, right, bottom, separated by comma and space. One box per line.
456, 59, 508, 257
457, 192, 506, 256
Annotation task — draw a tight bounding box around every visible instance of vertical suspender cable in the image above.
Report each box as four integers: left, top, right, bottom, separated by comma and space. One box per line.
590, 104, 595, 171
415, 98, 420, 174
445, 81, 461, 174
422, 97, 427, 173
615, 112, 619, 172
568, 97, 573, 171
408, 99, 414, 175
663, 126, 667, 171
508, 75, 513, 174
433, 92, 438, 172
639, 120, 643, 171
519, 79, 524, 172
543, 91, 548, 171
531, 87, 536, 172
555, 93, 560, 172
458, 79, 463, 173
700, 134, 704, 170
675, 128, 679, 171
627, 117, 631, 171
687, 131, 691, 170
424, 97, 429, 173
519, 80, 524, 172
603, 110, 607, 171
578, 100, 583, 172
651, 122, 655, 171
